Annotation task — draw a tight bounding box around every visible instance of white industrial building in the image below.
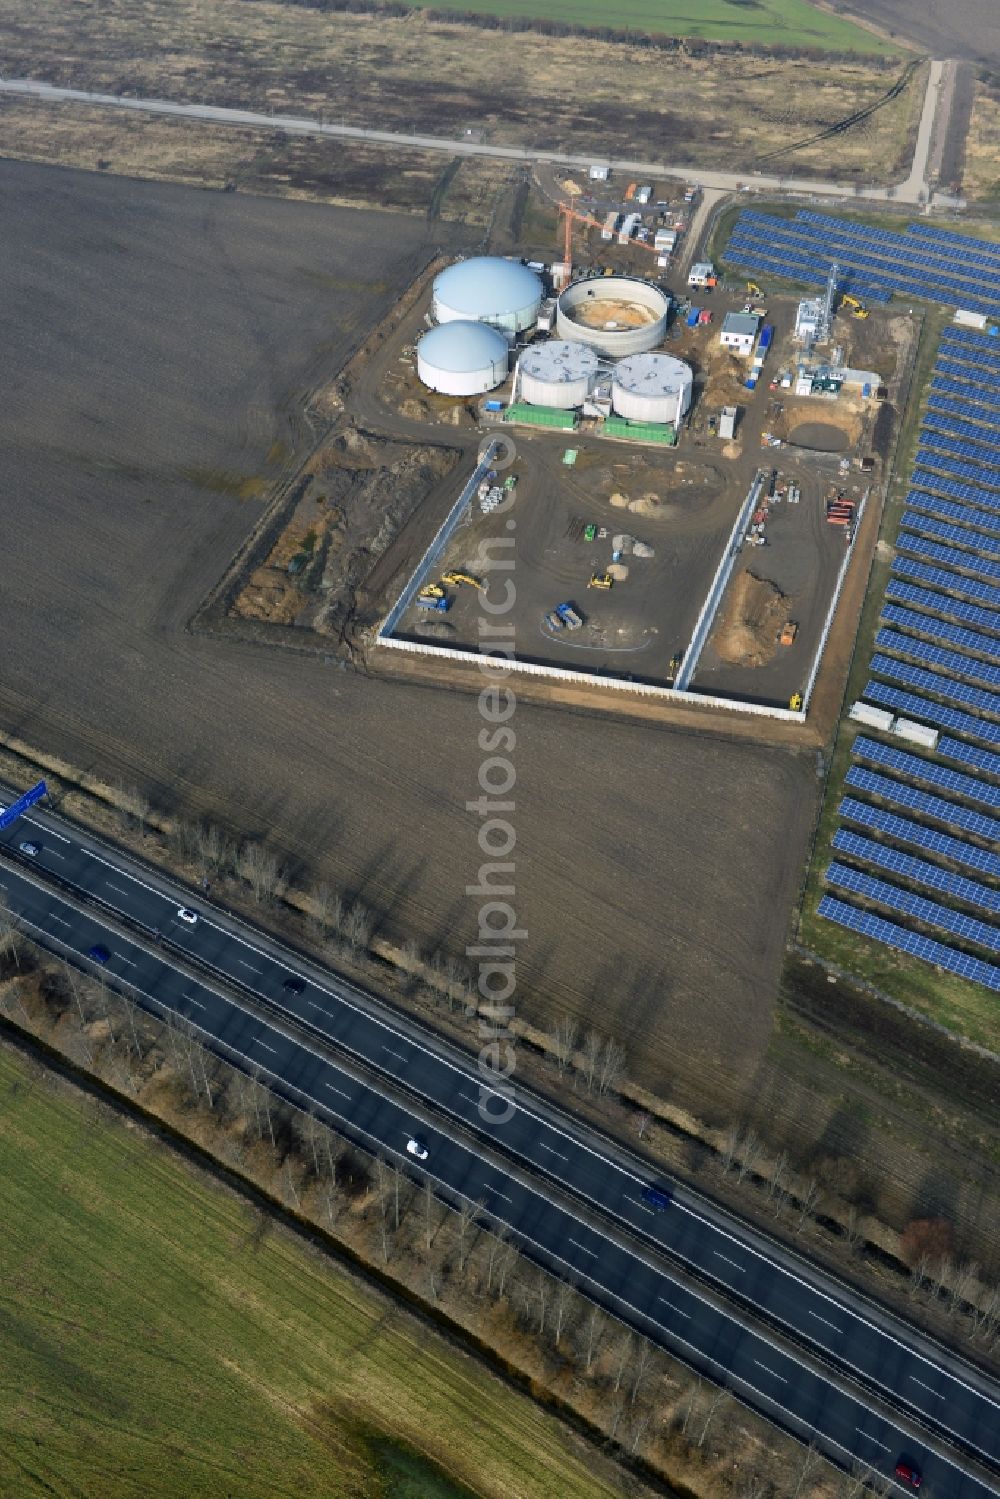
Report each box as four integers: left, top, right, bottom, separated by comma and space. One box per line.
432, 257, 543, 336
720, 312, 760, 357
795, 297, 824, 340
516, 341, 600, 409
416, 321, 509, 396
687, 261, 716, 288
612, 352, 692, 426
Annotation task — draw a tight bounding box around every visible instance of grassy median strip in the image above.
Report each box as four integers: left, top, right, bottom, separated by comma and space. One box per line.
0, 1045, 628, 1499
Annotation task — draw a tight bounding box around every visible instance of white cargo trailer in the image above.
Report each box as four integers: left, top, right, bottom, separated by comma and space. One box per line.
893, 718, 940, 751
849, 701, 895, 732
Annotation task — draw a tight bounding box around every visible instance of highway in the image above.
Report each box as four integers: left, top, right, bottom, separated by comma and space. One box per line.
1, 793, 999, 1495
0, 70, 945, 206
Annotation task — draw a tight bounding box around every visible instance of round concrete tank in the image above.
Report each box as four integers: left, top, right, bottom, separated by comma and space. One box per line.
612, 352, 693, 426
432, 257, 543, 335
556, 276, 669, 357
517, 341, 599, 409
416, 321, 509, 396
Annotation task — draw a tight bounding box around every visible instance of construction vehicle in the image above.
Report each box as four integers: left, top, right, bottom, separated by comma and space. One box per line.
789, 692, 803, 712
416, 594, 451, 612
779, 622, 798, 647
669, 651, 683, 676
418, 582, 446, 599
555, 601, 583, 629
746, 281, 764, 299
588, 572, 614, 590
840, 294, 869, 320
584, 523, 597, 542
624, 182, 638, 201
441, 571, 483, 589
545, 610, 565, 631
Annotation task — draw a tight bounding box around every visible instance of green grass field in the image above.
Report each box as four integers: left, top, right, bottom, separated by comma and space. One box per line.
408, 0, 892, 52
0, 1046, 630, 1499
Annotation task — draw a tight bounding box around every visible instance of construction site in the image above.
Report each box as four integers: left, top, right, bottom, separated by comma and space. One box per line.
369, 191, 909, 720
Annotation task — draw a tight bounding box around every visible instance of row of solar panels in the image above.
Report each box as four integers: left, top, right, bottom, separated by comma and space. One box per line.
920, 432, 1000, 473
871, 652, 1000, 720
877, 626, 1000, 691
834, 829, 1000, 916
841, 792, 1000, 875
883, 601, 1000, 663
893, 555, 1000, 608
854, 734, 1000, 809
730, 217, 1000, 314
939, 327, 1000, 356
737, 212, 1000, 295
916, 447, 1000, 492
906, 492, 1000, 541
724, 245, 891, 302
866, 678, 1000, 745
845, 764, 1000, 841
932, 376, 1000, 410
887, 574, 1000, 633
820, 896, 1000, 990
938, 733, 1000, 777
828, 862, 1000, 954
901, 509, 1000, 559
898, 532, 1000, 584
936, 357, 1000, 395
923, 409, 1000, 451
928, 393, 1000, 426
911, 467, 1000, 506
799, 211, 1000, 277
934, 343, 1000, 374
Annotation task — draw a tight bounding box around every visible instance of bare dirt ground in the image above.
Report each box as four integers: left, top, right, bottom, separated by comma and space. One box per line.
961, 82, 1000, 203
0, 1, 920, 181
841, 0, 1000, 66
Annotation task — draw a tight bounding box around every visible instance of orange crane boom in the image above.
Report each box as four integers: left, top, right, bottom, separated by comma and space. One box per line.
557, 201, 664, 280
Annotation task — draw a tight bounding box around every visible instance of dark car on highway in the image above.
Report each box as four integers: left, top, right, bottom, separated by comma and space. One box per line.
641, 1184, 672, 1211
88, 944, 110, 964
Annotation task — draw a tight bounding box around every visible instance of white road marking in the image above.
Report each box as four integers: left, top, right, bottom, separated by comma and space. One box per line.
625, 1195, 657, 1215
488, 1188, 513, 1204
382, 1047, 409, 1064
105, 882, 138, 900
46, 849, 68, 860
47, 913, 72, 927
657, 1296, 690, 1319
567, 1238, 597, 1257
538, 1140, 569, 1162
713, 1250, 745, 1273
323, 1081, 351, 1100
856, 1430, 891, 1454
183, 994, 205, 1010
753, 1360, 787, 1383
909, 1375, 942, 1397
807, 1308, 842, 1333
236, 958, 263, 972
113, 953, 137, 967
24, 817, 70, 844
251, 1037, 277, 1055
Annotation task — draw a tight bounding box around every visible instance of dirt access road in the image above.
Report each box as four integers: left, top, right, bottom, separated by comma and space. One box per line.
0, 158, 816, 1113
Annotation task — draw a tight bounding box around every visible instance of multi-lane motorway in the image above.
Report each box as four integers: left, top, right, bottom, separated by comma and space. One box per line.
2, 791, 999, 1496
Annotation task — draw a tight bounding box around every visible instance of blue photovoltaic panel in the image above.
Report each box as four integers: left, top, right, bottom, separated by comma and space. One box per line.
892, 556, 1000, 608
934, 344, 1000, 374
897, 534, 1000, 583
938, 323, 1000, 352
920, 433, 1000, 476
845, 764, 1000, 841
819, 894, 1000, 990
923, 410, 1000, 451
870, 652, 1000, 719
881, 603, 1000, 662
876, 627, 1000, 690
907, 222, 1000, 264
886, 579, 1000, 635
936, 359, 1000, 396
832, 829, 1000, 916
931, 376, 1000, 410
939, 735, 1000, 778
826, 862, 1000, 955
910, 470, 1000, 508
852, 735, 1000, 809
915, 448, 1000, 492
864, 680, 1000, 746
840, 793, 1000, 874
905, 492, 1000, 538
900, 511, 1000, 558
927, 392, 1000, 426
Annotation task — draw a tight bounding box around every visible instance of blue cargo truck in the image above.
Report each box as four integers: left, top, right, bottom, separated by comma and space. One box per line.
416, 595, 451, 612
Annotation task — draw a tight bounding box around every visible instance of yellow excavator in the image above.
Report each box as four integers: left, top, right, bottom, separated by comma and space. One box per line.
441, 571, 483, 589
841, 294, 869, 320
746, 281, 764, 299
418, 582, 446, 600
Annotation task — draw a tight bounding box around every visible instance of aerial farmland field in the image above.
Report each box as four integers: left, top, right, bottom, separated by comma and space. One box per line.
392, 0, 891, 51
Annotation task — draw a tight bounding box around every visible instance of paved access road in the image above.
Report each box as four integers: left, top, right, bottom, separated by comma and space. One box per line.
2, 799, 999, 1496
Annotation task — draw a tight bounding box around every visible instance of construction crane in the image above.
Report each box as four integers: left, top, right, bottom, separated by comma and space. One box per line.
557, 201, 663, 281
840, 294, 870, 320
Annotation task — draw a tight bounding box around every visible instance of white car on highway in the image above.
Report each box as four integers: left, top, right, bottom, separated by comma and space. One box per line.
406, 1138, 429, 1161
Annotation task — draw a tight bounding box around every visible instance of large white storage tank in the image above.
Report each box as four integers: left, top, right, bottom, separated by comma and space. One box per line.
416, 321, 509, 396
432, 257, 543, 335
556, 276, 669, 357
612, 352, 692, 425
517, 341, 599, 409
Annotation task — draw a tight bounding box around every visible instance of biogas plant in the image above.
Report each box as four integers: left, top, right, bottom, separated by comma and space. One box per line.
414, 256, 687, 444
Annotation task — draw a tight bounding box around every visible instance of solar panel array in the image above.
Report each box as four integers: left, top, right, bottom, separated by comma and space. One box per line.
886, 578, 1000, 634
840, 796, 1000, 877
892, 556, 1000, 608
724, 210, 1000, 316
905, 493, 1000, 541
833, 829, 1000, 916
827, 862, 1000, 955
845, 764, 1000, 841
881, 603, 1000, 663
819, 897, 1000, 991
719, 222, 1000, 979
853, 735, 1000, 809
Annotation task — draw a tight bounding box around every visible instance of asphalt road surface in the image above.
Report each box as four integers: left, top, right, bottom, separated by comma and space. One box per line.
2, 795, 999, 1496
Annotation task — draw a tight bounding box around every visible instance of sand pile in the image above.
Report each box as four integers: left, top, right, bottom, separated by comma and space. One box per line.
710, 571, 789, 668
